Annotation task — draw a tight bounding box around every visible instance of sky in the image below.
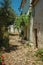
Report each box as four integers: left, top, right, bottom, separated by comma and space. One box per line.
11, 0, 22, 15
0, 0, 22, 15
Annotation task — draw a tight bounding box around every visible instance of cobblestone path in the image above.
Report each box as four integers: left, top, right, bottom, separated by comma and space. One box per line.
3, 35, 43, 65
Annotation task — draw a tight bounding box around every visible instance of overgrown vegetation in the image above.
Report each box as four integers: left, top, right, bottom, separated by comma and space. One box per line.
14, 14, 30, 39
0, 0, 16, 48
15, 14, 30, 29
35, 49, 43, 61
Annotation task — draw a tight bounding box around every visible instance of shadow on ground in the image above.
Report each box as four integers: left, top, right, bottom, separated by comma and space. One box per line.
0, 44, 19, 53
7, 44, 19, 52
18, 40, 26, 44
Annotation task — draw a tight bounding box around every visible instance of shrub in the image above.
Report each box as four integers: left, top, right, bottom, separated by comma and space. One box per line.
35, 49, 43, 61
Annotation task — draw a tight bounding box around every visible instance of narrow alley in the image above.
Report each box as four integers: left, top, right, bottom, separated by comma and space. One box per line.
3, 34, 43, 65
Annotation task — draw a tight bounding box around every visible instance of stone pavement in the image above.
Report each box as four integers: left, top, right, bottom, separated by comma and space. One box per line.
3, 35, 43, 65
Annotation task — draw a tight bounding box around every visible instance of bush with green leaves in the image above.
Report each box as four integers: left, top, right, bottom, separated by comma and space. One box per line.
35, 49, 43, 61
15, 14, 30, 29
0, 0, 16, 26
0, 0, 16, 47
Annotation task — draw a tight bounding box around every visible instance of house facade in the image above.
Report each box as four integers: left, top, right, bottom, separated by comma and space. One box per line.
31, 0, 43, 48
21, 0, 30, 14
20, 0, 32, 15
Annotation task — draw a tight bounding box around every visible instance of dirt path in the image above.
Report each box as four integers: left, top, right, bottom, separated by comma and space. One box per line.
3, 35, 43, 65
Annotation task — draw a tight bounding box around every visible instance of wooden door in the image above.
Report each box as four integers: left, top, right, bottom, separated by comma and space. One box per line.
34, 28, 38, 48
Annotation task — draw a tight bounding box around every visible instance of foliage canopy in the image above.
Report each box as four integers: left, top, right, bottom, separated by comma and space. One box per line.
0, 0, 16, 26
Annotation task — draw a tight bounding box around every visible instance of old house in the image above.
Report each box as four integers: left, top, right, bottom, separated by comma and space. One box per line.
31, 0, 43, 48
20, 0, 30, 14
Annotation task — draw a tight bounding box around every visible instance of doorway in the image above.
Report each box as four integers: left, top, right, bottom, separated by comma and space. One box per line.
34, 28, 38, 48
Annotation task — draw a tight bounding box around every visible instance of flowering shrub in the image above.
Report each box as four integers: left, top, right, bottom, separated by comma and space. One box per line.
0, 54, 5, 65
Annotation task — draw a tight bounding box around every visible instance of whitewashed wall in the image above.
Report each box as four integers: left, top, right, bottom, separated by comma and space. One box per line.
8, 25, 14, 33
